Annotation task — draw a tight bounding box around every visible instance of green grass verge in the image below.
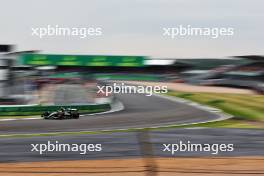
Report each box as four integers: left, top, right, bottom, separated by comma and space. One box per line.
167, 91, 264, 129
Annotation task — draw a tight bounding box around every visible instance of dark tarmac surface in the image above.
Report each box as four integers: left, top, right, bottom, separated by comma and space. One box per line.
0, 93, 220, 134
0, 128, 263, 162
0, 93, 263, 163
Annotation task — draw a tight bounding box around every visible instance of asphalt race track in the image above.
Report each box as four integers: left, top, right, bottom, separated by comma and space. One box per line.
0, 93, 221, 135
0, 128, 264, 162
0, 93, 263, 162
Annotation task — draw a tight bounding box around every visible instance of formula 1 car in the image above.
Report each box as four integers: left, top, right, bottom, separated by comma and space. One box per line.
42, 108, 80, 120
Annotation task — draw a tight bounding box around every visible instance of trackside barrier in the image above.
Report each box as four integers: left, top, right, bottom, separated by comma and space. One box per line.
0, 104, 111, 116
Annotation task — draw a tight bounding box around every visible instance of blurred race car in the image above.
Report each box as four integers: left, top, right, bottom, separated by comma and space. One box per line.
42, 108, 80, 120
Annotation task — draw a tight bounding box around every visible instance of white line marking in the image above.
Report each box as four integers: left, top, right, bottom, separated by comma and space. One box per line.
85, 100, 124, 116
153, 93, 232, 122
0, 117, 40, 122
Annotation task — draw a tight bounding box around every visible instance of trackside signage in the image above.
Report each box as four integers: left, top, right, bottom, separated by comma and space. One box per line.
18, 54, 145, 67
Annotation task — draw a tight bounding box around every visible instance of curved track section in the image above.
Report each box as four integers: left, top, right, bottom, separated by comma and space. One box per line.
0, 93, 220, 135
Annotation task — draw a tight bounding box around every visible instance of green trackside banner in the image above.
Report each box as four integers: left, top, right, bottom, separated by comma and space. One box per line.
18, 54, 145, 67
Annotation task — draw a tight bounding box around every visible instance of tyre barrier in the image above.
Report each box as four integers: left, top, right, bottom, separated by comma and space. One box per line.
0, 104, 111, 116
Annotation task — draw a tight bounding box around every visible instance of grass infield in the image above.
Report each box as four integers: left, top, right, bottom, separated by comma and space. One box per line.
167, 91, 264, 129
